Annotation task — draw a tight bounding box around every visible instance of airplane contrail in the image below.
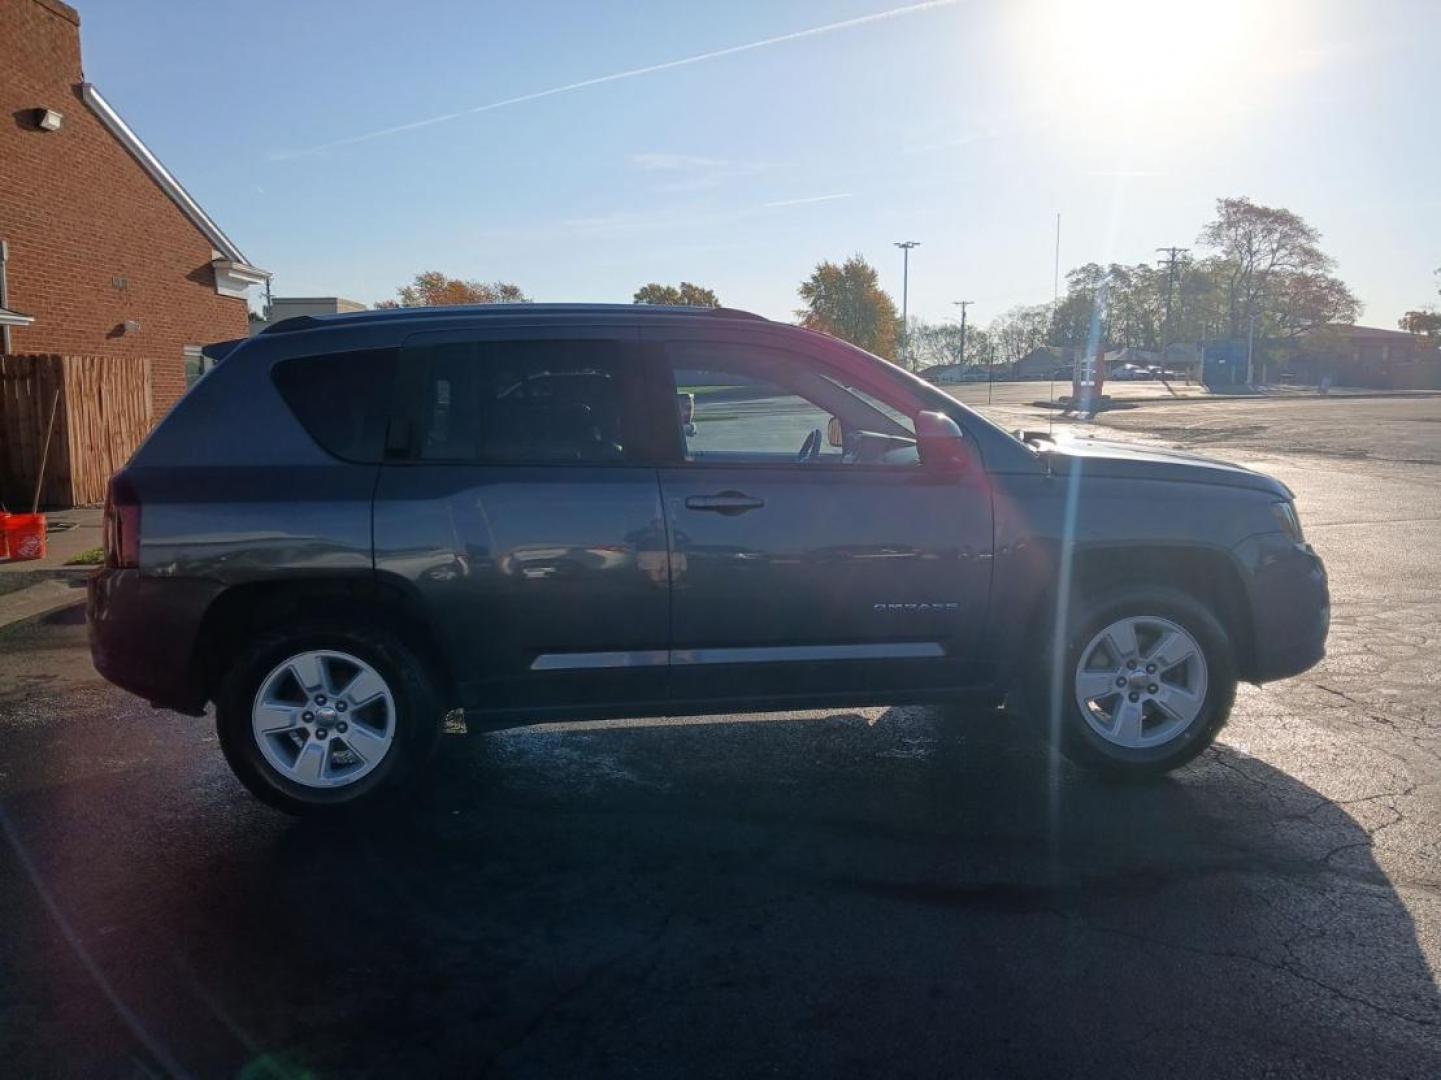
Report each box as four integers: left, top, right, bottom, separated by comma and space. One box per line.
764, 192, 854, 208
272, 0, 959, 160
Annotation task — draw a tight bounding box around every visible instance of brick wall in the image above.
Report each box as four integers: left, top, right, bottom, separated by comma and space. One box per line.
0, 0, 251, 416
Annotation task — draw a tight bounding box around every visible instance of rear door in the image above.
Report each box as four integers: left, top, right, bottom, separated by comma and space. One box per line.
648, 327, 995, 706
373, 324, 670, 714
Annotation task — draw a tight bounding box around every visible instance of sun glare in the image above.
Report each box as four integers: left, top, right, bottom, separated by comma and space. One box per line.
1014, 0, 1303, 135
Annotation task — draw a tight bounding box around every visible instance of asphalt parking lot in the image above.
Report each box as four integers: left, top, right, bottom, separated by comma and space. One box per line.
1, 392, 1438, 1077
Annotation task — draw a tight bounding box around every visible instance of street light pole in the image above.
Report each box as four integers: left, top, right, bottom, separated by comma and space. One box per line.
1246, 312, 1259, 386
895, 241, 920, 370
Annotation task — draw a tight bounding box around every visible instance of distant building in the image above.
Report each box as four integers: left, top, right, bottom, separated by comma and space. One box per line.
1013, 346, 1079, 380
919, 363, 970, 384
251, 296, 367, 335
1284, 325, 1441, 390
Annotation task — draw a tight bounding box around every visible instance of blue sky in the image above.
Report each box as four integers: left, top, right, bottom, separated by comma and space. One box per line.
80, 0, 1440, 329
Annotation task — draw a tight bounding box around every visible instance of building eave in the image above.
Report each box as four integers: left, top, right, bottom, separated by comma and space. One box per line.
81, 83, 270, 291
211, 258, 271, 299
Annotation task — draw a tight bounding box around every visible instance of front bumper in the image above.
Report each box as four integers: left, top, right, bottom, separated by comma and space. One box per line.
88, 569, 222, 714
1232, 533, 1330, 683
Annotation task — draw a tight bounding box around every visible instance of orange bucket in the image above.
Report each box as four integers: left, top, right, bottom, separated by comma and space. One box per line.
3, 513, 47, 561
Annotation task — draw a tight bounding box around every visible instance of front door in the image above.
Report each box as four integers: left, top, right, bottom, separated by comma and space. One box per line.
373, 324, 670, 715
649, 329, 995, 708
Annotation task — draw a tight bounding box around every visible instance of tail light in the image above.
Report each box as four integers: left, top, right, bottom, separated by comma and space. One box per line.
104, 473, 141, 568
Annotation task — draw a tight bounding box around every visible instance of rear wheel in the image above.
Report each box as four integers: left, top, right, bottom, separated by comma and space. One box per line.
216, 622, 443, 814
1034, 588, 1236, 777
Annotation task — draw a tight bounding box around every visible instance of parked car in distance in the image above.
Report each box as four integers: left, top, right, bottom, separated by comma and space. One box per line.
89, 304, 1330, 813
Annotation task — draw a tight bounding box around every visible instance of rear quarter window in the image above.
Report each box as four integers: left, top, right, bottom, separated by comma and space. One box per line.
271, 348, 399, 463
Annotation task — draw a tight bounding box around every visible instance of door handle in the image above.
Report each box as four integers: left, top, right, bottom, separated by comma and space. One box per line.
685, 491, 765, 515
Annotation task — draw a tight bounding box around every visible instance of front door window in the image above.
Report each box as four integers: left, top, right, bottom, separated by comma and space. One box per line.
666, 342, 919, 468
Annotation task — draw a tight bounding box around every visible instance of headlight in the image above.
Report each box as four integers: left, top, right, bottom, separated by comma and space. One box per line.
1271, 500, 1305, 543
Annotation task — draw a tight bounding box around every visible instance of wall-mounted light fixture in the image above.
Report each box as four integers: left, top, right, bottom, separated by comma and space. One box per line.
35, 108, 64, 132
123, 319, 141, 335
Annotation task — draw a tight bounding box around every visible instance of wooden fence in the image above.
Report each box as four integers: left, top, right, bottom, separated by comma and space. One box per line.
0, 354, 153, 509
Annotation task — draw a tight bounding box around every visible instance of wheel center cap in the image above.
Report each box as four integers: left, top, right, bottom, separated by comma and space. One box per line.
1128, 673, 1150, 689
316, 706, 338, 723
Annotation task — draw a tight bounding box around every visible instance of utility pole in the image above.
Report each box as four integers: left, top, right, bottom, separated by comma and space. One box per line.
951, 298, 978, 402
1156, 246, 1188, 359
895, 241, 920, 371
951, 300, 972, 364
1053, 213, 1062, 309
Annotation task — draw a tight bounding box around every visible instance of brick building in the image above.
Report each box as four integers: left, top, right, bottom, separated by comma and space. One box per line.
1288, 325, 1441, 390
0, 0, 268, 414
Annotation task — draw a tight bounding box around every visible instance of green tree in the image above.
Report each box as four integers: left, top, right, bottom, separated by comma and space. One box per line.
1050, 260, 1201, 352
1400, 310, 1441, 338
1046, 200, 1360, 356
1399, 267, 1441, 338
376, 271, 527, 308
796, 255, 901, 362
1049, 263, 1109, 349
632, 282, 721, 307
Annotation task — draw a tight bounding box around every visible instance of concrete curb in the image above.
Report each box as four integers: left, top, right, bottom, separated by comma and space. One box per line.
1033, 389, 1441, 411
0, 576, 88, 631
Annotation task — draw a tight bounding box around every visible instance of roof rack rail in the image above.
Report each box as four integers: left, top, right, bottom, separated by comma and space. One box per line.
259, 315, 322, 335
259, 302, 770, 336
709, 307, 767, 321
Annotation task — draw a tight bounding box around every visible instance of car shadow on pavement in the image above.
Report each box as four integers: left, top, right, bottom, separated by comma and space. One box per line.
1, 705, 1437, 1077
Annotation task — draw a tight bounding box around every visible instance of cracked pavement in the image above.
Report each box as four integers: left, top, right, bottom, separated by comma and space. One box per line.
0, 394, 1438, 1077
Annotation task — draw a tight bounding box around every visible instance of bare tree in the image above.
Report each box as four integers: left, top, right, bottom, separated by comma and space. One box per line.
910, 320, 995, 370
1198, 197, 1358, 338
989, 304, 1052, 365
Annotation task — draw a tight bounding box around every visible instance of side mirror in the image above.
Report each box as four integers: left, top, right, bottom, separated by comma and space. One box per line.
826, 416, 844, 448
676, 392, 697, 437
915, 410, 971, 472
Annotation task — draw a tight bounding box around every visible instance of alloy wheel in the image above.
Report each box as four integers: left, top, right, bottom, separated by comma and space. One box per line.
251, 650, 396, 788
1074, 615, 1208, 749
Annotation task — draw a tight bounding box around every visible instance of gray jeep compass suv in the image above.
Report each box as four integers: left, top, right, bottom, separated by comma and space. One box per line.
89, 304, 1329, 813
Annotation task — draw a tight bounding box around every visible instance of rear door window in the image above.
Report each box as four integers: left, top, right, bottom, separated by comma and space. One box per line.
271, 348, 399, 463
405, 339, 634, 464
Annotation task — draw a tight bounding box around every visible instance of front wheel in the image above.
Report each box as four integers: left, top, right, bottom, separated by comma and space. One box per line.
1033, 588, 1237, 777
216, 622, 443, 814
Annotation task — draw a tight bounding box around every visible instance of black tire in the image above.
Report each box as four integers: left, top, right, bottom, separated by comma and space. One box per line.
1031, 586, 1237, 778
216, 621, 444, 815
